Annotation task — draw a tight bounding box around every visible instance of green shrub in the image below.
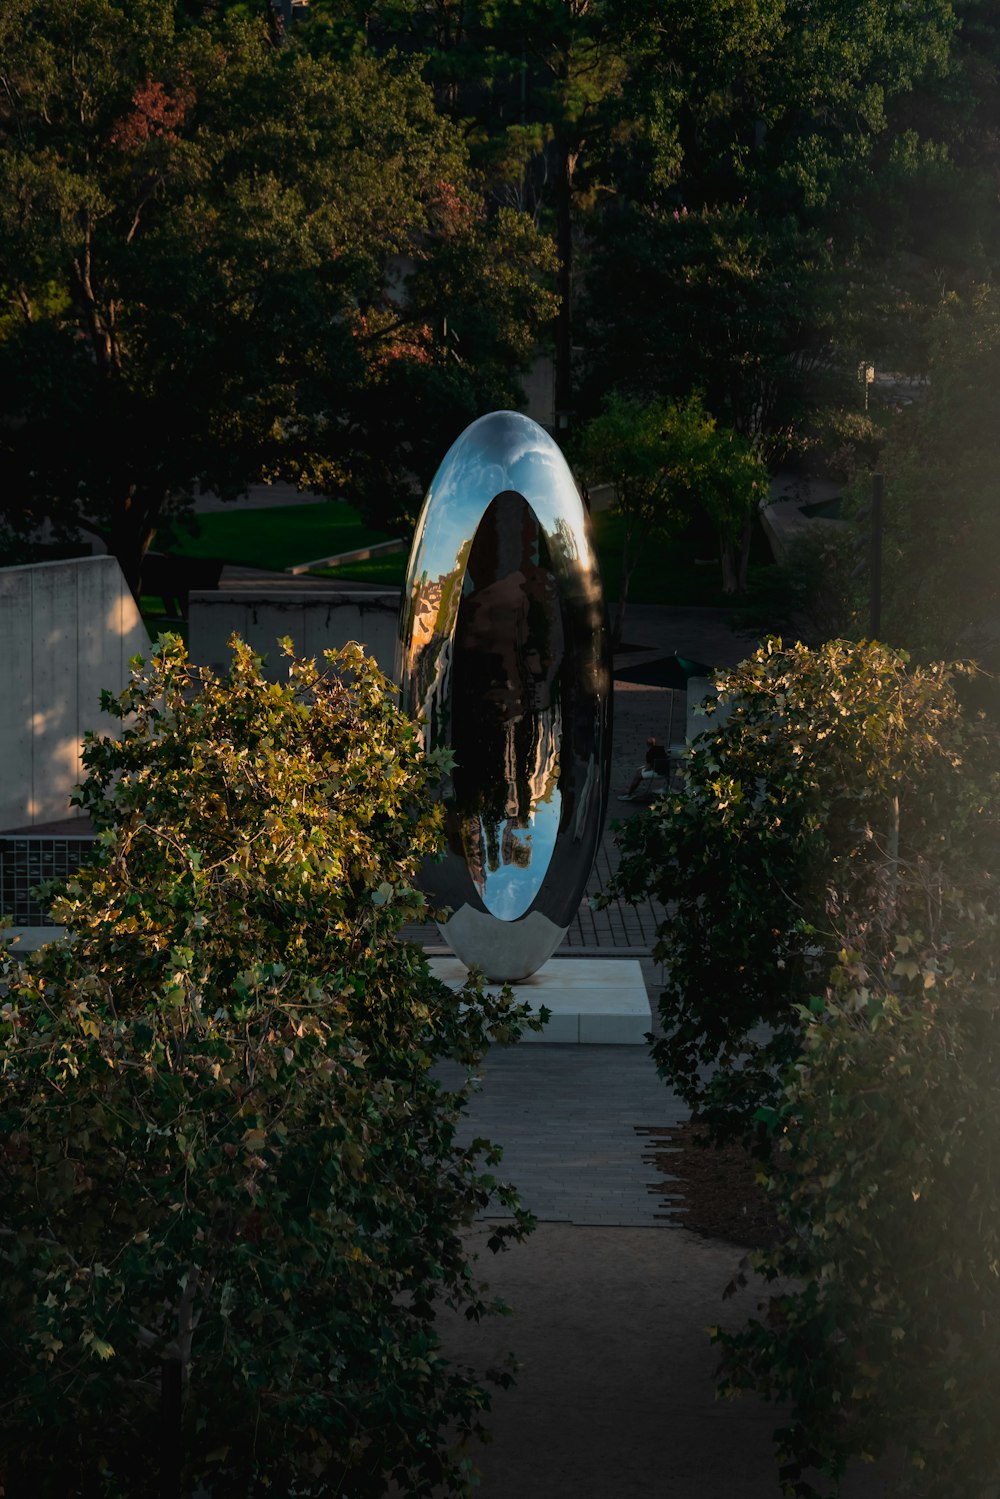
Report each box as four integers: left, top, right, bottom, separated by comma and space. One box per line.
0, 636, 539, 1497
608, 637, 986, 1148
609, 634, 1000, 1494
716, 854, 1000, 1498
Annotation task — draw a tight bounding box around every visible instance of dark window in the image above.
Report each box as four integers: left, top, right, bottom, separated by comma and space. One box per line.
0, 837, 97, 927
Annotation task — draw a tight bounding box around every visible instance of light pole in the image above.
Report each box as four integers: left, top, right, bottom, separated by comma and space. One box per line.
870, 472, 884, 638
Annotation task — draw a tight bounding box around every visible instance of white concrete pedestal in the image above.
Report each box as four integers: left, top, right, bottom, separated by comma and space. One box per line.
429, 956, 651, 1045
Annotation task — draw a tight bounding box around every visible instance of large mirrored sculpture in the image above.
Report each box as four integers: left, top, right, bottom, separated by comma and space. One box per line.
397, 410, 611, 981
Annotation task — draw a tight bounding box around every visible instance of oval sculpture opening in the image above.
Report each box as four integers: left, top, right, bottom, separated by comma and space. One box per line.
397, 409, 611, 981
449, 491, 563, 920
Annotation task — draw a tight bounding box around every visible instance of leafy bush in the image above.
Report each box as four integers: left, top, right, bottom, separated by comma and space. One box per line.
610, 634, 1000, 1495
608, 637, 985, 1149
0, 636, 539, 1497
716, 843, 1000, 1498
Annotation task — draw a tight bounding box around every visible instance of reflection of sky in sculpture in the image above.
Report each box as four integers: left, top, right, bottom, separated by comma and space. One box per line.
412, 431, 589, 595
472, 793, 561, 919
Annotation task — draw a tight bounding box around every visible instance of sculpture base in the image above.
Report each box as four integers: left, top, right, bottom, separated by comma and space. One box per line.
429, 956, 650, 1045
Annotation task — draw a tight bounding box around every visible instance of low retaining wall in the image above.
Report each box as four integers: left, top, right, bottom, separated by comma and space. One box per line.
188, 589, 402, 681
0, 555, 150, 829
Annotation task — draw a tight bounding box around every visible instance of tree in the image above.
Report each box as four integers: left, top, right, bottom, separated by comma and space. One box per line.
581, 206, 842, 459
0, 0, 555, 592
311, 0, 643, 429
0, 635, 541, 1496
476, 0, 634, 425
706, 675, 1000, 1498
579, 0, 959, 450
576, 392, 767, 642
605, 637, 989, 1148
716, 863, 1000, 1499
605, 633, 1000, 1495
840, 284, 1000, 697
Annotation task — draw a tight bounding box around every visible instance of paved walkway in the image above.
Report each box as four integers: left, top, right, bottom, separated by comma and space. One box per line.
422, 605, 889, 1498
436, 1039, 687, 1227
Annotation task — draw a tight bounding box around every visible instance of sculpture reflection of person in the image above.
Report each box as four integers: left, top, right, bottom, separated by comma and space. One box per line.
618, 736, 669, 801
449, 493, 564, 901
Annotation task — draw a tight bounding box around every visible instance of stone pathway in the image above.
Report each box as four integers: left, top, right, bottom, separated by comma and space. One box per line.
436, 1041, 688, 1227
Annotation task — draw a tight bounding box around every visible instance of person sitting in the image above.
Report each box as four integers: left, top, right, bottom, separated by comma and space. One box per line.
618, 737, 670, 801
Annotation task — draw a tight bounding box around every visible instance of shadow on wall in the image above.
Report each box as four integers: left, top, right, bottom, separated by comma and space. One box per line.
0, 554, 149, 833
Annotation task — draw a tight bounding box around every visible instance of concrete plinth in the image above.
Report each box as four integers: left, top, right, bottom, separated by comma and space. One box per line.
429, 956, 651, 1045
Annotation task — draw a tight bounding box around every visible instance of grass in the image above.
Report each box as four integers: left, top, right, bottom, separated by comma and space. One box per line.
139, 596, 189, 646
313, 553, 409, 586
323, 511, 778, 606
161, 501, 393, 573
152, 498, 784, 614
323, 511, 738, 602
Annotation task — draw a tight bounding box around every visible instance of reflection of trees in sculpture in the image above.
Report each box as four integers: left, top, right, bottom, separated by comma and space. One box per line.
450, 494, 564, 901
406, 533, 475, 751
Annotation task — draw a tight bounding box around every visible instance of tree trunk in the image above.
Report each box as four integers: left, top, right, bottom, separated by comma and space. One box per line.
613, 525, 641, 648
720, 516, 754, 594
160, 1358, 182, 1499
108, 485, 166, 600
737, 514, 754, 591
720, 546, 738, 594
553, 137, 575, 433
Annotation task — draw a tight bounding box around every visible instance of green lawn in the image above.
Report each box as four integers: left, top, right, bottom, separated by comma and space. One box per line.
139, 597, 189, 646
162, 501, 393, 573
154, 499, 780, 613
320, 509, 777, 606
314, 553, 409, 586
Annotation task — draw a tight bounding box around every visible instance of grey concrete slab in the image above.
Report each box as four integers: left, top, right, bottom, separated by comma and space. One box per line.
432, 957, 652, 1045
436, 1043, 685, 1227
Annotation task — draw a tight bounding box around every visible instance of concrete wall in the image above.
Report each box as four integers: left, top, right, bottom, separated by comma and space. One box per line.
188, 589, 402, 682
0, 555, 150, 830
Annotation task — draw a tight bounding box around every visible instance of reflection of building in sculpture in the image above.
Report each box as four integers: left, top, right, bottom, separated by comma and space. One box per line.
402, 536, 474, 751
457, 703, 562, 899
500, 704, 561, 819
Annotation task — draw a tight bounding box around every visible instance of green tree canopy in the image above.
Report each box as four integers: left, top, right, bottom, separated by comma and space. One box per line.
580, 0, 964, 447
0, 0, 555, 591
576, 392, 767, 639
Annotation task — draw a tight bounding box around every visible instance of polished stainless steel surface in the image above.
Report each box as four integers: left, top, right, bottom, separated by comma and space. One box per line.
398, 411, 611, 981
